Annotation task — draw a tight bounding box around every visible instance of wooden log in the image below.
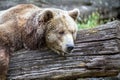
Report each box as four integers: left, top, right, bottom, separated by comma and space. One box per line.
7, 20, 120, 80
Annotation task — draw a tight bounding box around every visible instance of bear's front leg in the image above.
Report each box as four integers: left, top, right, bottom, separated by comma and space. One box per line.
0, 48, 10, 80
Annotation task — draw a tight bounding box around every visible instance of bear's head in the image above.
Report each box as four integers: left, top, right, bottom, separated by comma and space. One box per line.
25, 8, 79, 56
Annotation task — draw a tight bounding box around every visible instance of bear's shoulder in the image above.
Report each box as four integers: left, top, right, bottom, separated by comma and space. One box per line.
0, 4, 41, 24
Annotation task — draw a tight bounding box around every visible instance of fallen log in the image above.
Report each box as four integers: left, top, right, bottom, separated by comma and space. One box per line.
7, 20, 120, 80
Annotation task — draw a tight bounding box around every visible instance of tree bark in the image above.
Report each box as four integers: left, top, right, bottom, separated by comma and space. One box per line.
7, 20, 120, 80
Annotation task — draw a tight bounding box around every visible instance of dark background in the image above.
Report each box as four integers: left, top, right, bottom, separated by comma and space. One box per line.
0, 0, 120, 21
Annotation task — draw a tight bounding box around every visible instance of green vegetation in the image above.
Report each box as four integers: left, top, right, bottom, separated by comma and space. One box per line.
77, 12, 109, 30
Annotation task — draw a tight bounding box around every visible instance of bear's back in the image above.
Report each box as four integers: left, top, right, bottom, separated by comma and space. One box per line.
0, 4, 41, 24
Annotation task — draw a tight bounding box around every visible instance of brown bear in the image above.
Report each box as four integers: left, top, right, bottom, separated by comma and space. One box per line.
0, 4, 79, 79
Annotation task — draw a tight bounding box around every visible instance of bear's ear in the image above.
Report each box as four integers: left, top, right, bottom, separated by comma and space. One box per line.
40, 10, 53, 22
68, 8, 79, 20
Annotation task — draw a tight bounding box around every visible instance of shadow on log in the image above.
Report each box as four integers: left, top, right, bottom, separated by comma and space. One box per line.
7, 20, 120, 80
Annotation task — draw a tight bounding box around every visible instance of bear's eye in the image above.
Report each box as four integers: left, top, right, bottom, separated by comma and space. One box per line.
71, 31, 74, 34
59, 31, 65, 35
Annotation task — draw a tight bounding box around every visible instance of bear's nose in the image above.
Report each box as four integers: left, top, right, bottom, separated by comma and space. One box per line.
66, 44, 74, 52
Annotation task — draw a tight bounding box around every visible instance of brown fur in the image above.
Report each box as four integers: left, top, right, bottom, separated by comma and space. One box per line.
0, 4, 79, 79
